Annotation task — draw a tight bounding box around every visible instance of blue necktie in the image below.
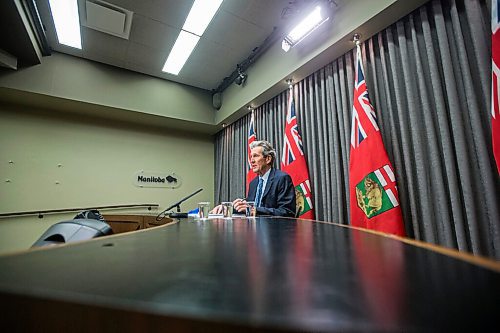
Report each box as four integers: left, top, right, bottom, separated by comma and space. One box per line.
255, 177, 264, 207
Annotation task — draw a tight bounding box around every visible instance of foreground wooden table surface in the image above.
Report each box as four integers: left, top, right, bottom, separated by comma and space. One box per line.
0, 217, 498, 332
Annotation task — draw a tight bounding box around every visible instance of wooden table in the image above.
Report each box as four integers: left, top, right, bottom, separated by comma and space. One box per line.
0, 217, 498, 332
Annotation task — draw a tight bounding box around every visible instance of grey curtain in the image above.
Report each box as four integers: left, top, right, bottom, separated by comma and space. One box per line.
214, 0, 500, 259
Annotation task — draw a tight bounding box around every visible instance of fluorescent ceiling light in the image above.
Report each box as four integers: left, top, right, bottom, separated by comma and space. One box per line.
162, 31, 200, 75
282, 6, 329, 52
162, 0, 223, 75
48, 0, 82, 49
183, 0, 224, 36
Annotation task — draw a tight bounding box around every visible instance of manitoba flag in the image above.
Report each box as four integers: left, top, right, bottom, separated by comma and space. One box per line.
492, 0, 500, 173
349, 44, 405, 236
246, 112, 257, 194
281, 89, 315, 219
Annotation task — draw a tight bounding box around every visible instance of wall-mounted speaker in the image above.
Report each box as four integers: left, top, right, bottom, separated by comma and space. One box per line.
212, 92, 222, 110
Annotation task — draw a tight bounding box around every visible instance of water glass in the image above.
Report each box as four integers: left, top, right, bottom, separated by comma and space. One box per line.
245, 201, 256, 217
198, 202, 210, 219
222, 201, 233, 218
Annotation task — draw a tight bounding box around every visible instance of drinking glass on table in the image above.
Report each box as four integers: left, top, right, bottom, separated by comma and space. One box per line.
197, 202, 210, 219
245, 201, 256, 217
221, 201, 233, 218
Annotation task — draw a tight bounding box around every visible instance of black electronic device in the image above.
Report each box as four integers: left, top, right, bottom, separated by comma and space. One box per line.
169, 212, 188, 218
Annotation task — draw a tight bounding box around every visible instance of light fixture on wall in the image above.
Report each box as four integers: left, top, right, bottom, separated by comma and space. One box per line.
234, 65, 247, 86
282, 4, 330, 52
352, 33, 361, 45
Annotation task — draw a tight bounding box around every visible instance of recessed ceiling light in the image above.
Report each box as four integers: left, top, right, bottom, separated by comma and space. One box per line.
162, 0, 224, 75
48, 0, 82, 49
282, 5, 329, 52
183, 0, 224, 36
162, 31, 200, 75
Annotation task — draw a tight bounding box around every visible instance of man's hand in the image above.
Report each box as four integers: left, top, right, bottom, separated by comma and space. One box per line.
210, 204, 224, 214
232, 198, 247, 213
212, 198, 248, 214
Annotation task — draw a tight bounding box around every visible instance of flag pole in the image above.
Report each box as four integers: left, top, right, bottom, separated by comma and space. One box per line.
281, 78, 315, 219
348, 32, 405, 236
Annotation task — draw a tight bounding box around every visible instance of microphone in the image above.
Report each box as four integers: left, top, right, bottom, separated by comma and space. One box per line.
156, 188, 203, 220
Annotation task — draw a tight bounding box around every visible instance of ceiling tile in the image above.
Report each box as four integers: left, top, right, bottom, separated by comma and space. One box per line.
82, 50, 126, 69
128, 14, 178, 52
125, 42, 165, 71
221, 0, 291, 30
204, 10, 268, 54
82, 27, 129, 61
181, 39, 243, 89
107, 0, 192, 28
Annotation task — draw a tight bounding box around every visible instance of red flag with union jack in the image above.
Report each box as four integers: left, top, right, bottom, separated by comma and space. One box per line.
281, 89, 315, 219
492, 0, 500, 173
246, 112, 257, 194
349, 44, 405, 236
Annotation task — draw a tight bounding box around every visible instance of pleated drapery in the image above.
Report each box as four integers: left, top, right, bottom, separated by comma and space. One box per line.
214, 0, 499, 259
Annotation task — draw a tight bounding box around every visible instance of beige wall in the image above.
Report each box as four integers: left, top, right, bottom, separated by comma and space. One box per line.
0, 103, 214, 254
0, 52, 215, 125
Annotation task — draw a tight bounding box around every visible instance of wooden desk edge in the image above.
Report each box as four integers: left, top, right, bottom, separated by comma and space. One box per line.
307, 218, 500, 273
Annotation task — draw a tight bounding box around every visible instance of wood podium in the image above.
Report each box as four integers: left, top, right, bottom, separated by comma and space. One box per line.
102, 214, 173, 234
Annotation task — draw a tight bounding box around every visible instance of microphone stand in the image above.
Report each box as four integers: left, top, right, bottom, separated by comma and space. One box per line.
156, 188, 203, 221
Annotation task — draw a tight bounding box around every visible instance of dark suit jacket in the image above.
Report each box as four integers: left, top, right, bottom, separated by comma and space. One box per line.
247, 168, 296, 217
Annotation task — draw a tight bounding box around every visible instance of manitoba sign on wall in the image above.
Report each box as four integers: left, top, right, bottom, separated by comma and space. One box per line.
133, 171, 181, 188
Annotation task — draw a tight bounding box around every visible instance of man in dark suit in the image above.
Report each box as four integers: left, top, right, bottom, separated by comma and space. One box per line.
222, 140, 296, 217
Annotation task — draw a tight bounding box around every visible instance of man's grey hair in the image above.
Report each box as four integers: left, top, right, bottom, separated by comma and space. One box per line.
250, 140, 276, 164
